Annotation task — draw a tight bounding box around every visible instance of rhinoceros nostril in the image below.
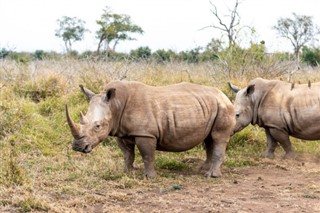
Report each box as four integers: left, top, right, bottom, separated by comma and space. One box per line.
84, 145, 89, 151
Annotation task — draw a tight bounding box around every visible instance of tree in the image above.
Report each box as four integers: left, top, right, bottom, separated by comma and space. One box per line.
96, 7, 144, 54
55, 16, 87, 52
273, 13, 320, 64
203, 0, 252, 48
0, 48, 9, 59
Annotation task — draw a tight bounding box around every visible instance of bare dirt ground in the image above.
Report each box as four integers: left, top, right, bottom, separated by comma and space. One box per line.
82, 155, 320, 213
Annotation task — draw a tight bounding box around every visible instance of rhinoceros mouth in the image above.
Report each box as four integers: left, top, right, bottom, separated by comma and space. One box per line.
72, 141, 92, 153
83, 145, 92, 153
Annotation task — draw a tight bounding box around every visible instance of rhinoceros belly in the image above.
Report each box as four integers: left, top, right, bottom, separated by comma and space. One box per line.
156, 108, 212, 152
286, 106, 320, 140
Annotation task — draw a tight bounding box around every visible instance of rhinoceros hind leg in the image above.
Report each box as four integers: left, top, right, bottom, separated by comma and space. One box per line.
269, 128, 295, 160
199, 137, 214, 172
204, 134, 228, 178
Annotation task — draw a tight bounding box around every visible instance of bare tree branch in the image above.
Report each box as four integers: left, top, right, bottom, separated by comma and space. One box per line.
203, 0, 247, 47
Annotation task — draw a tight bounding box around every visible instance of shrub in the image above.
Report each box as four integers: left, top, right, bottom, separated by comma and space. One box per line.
13, 74, 68, 102
302, 46, 320, 66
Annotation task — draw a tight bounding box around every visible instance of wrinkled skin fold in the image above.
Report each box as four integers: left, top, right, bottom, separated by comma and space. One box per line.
67, 81, 235, 178
229, 77, 320, 159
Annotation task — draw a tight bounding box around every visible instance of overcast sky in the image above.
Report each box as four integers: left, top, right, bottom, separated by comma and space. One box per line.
0, 0, 320, 53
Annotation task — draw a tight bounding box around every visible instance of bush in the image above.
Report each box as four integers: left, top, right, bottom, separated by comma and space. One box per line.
129, 46, 152, 60
0, 48, 9, 58
13, 74, 68, 103
9, 52, 32, 63
33, 50, 47, 60
302, 47, 320, 66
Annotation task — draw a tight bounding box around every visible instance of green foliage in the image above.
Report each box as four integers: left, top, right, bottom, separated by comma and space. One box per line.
96, 6, 144, 53
302, 46, 320, 66
55, 16, 87, 52
129, 46, 151, 60
33, 50, 46, 60
101, 168, 123, 181
16, 197, 50, 212
1, 139, 25, 186
225, 126, 265, 167
13, 74, 68, 102
0, 48, 9, 58
152, 49, 177, 63
8, 52, 32, 63
156, 155, 190, 171
273, 13, 320, 61
178, 47, 202, 63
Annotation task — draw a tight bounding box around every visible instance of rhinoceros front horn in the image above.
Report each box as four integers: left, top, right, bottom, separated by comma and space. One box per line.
65, 105, 81, 140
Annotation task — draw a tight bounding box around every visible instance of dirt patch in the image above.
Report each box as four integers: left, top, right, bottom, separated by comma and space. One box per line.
1, 155, 320, 212
79, 155, 320, 213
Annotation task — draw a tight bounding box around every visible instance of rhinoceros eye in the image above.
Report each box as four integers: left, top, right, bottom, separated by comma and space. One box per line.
94, 122, 101, 131
235, 111, 240, 118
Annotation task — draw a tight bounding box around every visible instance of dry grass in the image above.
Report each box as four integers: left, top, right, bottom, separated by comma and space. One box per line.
1, 59, 320, 212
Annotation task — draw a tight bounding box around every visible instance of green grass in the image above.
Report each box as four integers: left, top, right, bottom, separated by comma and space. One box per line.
1, 59, 320, 211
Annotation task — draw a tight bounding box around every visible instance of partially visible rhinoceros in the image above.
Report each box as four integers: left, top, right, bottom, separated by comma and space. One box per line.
66, 80, 235, 178
229, 77, 320, 159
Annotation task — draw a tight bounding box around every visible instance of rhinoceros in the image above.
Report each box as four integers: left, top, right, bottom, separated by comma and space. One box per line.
229, 77, 320, 159
66, 80, 235, 178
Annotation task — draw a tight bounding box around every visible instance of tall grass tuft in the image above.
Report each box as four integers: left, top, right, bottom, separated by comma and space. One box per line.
1, 139, 25, 186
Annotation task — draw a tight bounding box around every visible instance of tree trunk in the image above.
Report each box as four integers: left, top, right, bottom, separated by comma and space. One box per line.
96, 35, 106, 54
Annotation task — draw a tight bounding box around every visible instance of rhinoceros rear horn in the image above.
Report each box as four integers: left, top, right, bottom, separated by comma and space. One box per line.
65, 105, 81, 139
228, 82, 240, 93
79, 85, 95, 101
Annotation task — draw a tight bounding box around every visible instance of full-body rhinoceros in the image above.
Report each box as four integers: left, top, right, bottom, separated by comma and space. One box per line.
229, 77, 320, 159
66, 80, 235, 178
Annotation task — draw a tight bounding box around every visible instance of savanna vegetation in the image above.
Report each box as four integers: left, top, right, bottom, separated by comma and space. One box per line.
1, 54, 320, 211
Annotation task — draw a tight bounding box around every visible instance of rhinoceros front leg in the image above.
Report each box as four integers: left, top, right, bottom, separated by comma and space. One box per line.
135, 137, 157, 178
261, 128, 278, 159
116, 138, 135, 172
269, 128, 296, 159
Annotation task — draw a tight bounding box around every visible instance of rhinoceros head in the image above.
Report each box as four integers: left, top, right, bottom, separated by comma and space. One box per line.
66, 85, 116, 153
228, 82, 255, 133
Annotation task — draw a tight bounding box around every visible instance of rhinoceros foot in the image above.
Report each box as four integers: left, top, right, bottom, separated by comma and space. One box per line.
204, 169, 222, 178
260, 151, 275, 159
144, 170, 157, 179
283, 152, 296, 160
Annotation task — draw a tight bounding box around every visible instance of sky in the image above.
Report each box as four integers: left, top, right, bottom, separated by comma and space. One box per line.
0, 0, 320, 54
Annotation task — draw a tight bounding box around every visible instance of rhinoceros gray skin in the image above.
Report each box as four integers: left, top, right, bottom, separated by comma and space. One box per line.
66, 80, 235, 178
229, 77, 320, 159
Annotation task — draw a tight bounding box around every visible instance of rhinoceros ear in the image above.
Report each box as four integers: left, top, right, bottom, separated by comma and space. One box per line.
79, 85, 95, 101
228, 82, 241, 93
105, 88, 116, 102
245, 84, 255, 96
